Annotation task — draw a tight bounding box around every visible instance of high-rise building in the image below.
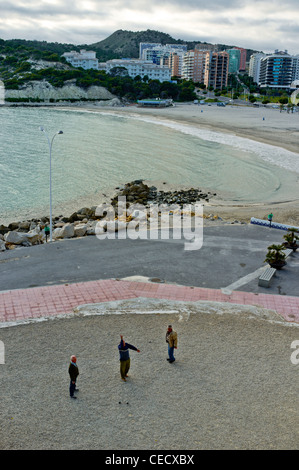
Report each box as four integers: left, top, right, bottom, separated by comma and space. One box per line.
259, 51, 294, 88
140, 43, 187, 78
249, 53, 265, 83
204, 51, 229, 89
139, 43, 187, 62
181, 50, 209, 83
233, 47, 247, 71
182, 49, 229, 89
292, 55, 299, 81
227, 49, 241, 73
168, 52, 182, 78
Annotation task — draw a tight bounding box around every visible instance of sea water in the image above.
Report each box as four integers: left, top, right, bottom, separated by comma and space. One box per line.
1, 106, 299, 224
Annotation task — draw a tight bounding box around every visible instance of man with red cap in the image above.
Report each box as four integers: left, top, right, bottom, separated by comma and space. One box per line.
68, 355, 79, 399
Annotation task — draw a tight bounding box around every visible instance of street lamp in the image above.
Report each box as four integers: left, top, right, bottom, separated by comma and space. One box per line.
39, 126, 63, 242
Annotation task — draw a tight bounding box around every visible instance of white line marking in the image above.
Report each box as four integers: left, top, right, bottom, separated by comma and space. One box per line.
221, 266, 267, 295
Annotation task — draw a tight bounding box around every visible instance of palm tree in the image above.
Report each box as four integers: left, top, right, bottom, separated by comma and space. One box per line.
283, 228, 299, 251
265, 244, 286, 269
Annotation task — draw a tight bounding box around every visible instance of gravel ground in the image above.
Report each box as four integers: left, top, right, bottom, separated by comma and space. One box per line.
0, 299, 298, 450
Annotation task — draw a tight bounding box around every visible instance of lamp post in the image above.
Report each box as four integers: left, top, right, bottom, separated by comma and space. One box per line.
39, 127, 63, 242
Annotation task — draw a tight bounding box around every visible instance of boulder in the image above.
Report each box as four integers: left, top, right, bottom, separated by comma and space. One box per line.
106, 220, 127, 233
18, 221, 31, 231
74, 224, 88, 237
8, 222, 19, 231
130, 209, 147, 221
0, 239, 6, 252
0, 224, 10, 236
26, 229, 43, 245
53, 223, 75, 239
4, 231, 28, 245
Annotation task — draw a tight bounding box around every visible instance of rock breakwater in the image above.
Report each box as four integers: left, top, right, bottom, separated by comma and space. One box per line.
0, 180, 220, 251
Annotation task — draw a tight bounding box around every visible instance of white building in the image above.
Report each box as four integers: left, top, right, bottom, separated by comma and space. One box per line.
139, 43, 187, 61
249, 53, 266, 84
293, 56, 299, 81
62, 50, 99, 70
259, 51, 295, 89
140, 43, 187, 78
103, 59, 172, 82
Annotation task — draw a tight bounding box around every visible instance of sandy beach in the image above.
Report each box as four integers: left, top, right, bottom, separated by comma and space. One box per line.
0, 299, 298, 450
67, 102, 299, 227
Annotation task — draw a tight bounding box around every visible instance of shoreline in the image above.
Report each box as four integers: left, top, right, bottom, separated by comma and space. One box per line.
2, 102, 299, 227
65, 102, 299, 226
62, 101, 299, 155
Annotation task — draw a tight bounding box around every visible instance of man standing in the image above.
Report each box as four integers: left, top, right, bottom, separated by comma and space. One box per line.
44, 224, 50, 242
118, 335, 140, 382
68, 355, 79, 399
166, 325, 177, 363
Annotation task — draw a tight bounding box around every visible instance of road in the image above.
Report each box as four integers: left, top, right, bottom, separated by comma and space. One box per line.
1, 224, 298, 296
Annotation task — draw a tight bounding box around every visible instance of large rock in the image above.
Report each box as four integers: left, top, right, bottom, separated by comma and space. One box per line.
74, 224, 88, 237
0, 224, 10, 235
26, 229, 43, 245
106, 220, 127, 233
0, 239, 6, 252
53, 223, 75, 239
4, 231, 28, 245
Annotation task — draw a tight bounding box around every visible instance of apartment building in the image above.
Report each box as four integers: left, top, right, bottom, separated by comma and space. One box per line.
227, 49, 241, 74
139, 43, 187, 62
292, 55, 299, 81
140, 43, 187, 78
259, 51, 294, 89
62, 50, 99, 70
103, 59, 171, 82
233, 47, 247, 71
167, 52, 182, 78
181, 49, 209, 83
182, 49, 229, 89
249, 53, 265, 83
204, 51, 229, 89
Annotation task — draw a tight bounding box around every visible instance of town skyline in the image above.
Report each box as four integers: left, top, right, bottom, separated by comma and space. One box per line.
0, 0, 298, 56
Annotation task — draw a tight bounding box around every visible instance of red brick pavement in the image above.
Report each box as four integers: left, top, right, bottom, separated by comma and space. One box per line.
0, 279, 298, 324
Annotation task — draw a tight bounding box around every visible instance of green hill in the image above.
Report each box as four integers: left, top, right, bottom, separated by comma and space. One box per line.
90, 29, 210, 58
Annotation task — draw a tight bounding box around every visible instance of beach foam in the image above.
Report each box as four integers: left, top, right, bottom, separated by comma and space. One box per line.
98, 110, 299, 175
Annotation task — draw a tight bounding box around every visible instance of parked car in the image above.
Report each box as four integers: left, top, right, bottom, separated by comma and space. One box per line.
217, 102, 226, 107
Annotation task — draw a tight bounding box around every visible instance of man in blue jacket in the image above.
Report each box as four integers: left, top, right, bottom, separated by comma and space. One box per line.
118, 335, 140, 381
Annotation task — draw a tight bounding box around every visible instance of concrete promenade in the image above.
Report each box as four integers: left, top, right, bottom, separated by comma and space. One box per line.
1, 277, 299, 325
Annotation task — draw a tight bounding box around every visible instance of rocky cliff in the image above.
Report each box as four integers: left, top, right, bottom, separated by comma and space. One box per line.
5, 79, 118, 102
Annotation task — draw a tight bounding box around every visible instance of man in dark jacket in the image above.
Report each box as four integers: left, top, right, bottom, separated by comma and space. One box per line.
118, 335, 140, 381
68, 355, 79, 399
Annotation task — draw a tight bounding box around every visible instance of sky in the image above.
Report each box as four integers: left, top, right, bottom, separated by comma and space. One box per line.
0, 0, 298, 55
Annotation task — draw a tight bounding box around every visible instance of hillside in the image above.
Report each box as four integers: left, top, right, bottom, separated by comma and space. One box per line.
0, 30, 260, 103
90, 29, 258, 61
91, 29, 214, 58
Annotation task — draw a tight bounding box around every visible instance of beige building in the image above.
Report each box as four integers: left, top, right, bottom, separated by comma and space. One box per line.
204, 51, 229, 89
167, 52, 183, 78
182, 50, 229, 89
182, 49, 209, 83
